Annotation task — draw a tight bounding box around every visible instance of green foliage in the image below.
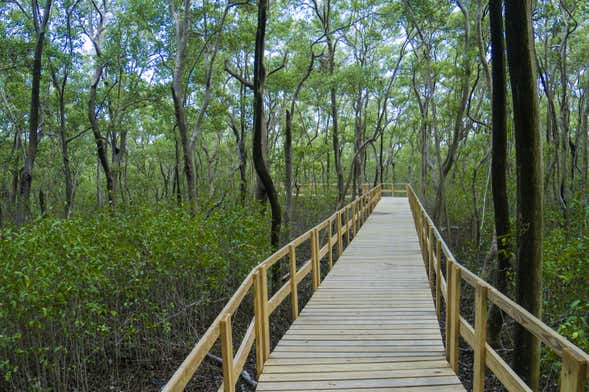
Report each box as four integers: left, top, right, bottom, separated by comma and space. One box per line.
0, 205, 269, 390
544, 227, 589, 354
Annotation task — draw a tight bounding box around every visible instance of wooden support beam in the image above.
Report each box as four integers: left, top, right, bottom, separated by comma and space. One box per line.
474, 283, 488, 392
435, 239, 442, 321
220, 314, 235, 392
253, 270, 265, 377
445, 259, 453, 362
449, 264, 461, 372
560, 347, 588, 392
311, 229, 320, 290
337, 211, 343, 257
327, 220, 333, 270
346, 206, 351, 244
289, 245, 298, 321
260, 267, 270, 361
428, 225, 434, 289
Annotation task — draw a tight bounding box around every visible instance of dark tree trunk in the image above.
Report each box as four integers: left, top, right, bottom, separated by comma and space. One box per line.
16, 0, 52, 225
505, 0, 544, 388
170, 0, 198, 214
253, 0, 281, 248
88, 3, 115, 208
173, 128, 182, 205
284, 109, 293, 235
487, 0, 512, 347
327, 35, 344, 206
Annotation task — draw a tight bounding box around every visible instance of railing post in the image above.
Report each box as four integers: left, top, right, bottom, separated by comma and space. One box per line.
260, 267, 270, 361
311, 229, 320, 290
445, 259, 453, 362
346, 206, 351, 244
328, 219, 333, 270
289, 245, 298, 320
428, 225, 434, 289
220, 314, 235, 392
435, 239, 442, 320
560, 348, 588, 392
337, 211, 343, 257
473, 283, 488, 392
253, 270, 265, 376
449, 263, 461, 372
420, 212, 427, 264
352, 201, 357, 236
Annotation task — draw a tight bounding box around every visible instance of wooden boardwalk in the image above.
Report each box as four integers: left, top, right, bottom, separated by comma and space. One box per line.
256, 197, 465, 391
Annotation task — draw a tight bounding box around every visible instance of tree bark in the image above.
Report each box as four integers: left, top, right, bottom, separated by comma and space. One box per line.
505, 0, 544, 388
88, 1, 115, 208
253, 0, 281, 248
487, 0, 512, 347
16, 0, 52, 225
170, 0, 198, 214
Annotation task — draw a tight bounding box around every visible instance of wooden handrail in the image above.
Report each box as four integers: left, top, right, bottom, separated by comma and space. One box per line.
406, 184, 589, 392
162, 185, 383, 392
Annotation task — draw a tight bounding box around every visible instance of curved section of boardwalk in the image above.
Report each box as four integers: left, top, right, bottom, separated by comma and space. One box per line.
256, 197, 464, 391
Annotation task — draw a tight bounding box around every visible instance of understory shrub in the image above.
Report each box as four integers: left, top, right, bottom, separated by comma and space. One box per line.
0, 204, 269, 391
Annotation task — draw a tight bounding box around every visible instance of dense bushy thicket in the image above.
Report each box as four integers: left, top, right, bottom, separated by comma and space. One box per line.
543, 202, 589, 357
0, 204, 270, 391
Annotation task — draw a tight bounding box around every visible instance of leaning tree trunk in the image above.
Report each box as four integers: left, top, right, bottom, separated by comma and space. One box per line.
253, 0, 281, 249
16, 0, 53, 225
487, 0, 511, 347
170, 0, 198, 214
505, 0, 544, 388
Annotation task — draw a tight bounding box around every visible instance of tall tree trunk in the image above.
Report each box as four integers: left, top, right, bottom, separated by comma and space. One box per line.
487, 0, 512, 347
170, 0, 198, 214
328, 36, 345, 206
16, 0, 52, 225
173, 127, 182, 205
581, 84, 589, 204
284, 109, 293, 237
88, 2, 115, 208
253, 0, 281, 249
505, 0, 544, 388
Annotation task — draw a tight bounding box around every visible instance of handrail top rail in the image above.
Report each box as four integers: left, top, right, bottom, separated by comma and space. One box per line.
406, 183, 589, 369
163, 185, 383, 391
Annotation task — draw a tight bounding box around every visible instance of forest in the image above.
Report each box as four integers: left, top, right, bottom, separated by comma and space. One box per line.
0, 0, 588, 391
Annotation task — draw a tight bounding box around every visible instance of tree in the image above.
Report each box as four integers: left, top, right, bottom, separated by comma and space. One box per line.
487, 0, 511, 347
253, 0, 281, 248
16, 0, 53, 224
504, 0, 544, 388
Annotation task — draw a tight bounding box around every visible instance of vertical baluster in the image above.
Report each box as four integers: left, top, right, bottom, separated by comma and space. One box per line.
473, 283, 488, 392
253, 271, 265, 376
289, 245, 298, 320
435, 239, 442, 320
445, 259, 453, 362
220, 314, 235, 392
311, 229, 318, 290
428, 226, 434, 289
560, 348, 588, 392
449, 264, 461, 372
328, 219, 333, 270
337, 211, 343, 257
260, 267, 270, 361
346, 206, 351, 244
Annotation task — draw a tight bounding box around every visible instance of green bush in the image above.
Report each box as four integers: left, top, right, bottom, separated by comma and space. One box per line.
0, 204, 269, 391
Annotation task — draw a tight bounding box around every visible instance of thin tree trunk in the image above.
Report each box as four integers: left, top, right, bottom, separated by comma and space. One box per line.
16, 0, 52, 225
488, 0, 512, 347
505, 0, 544, 388
88, 2, 115, 208
252, 0, 281, 249
170, 0, 198, 214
